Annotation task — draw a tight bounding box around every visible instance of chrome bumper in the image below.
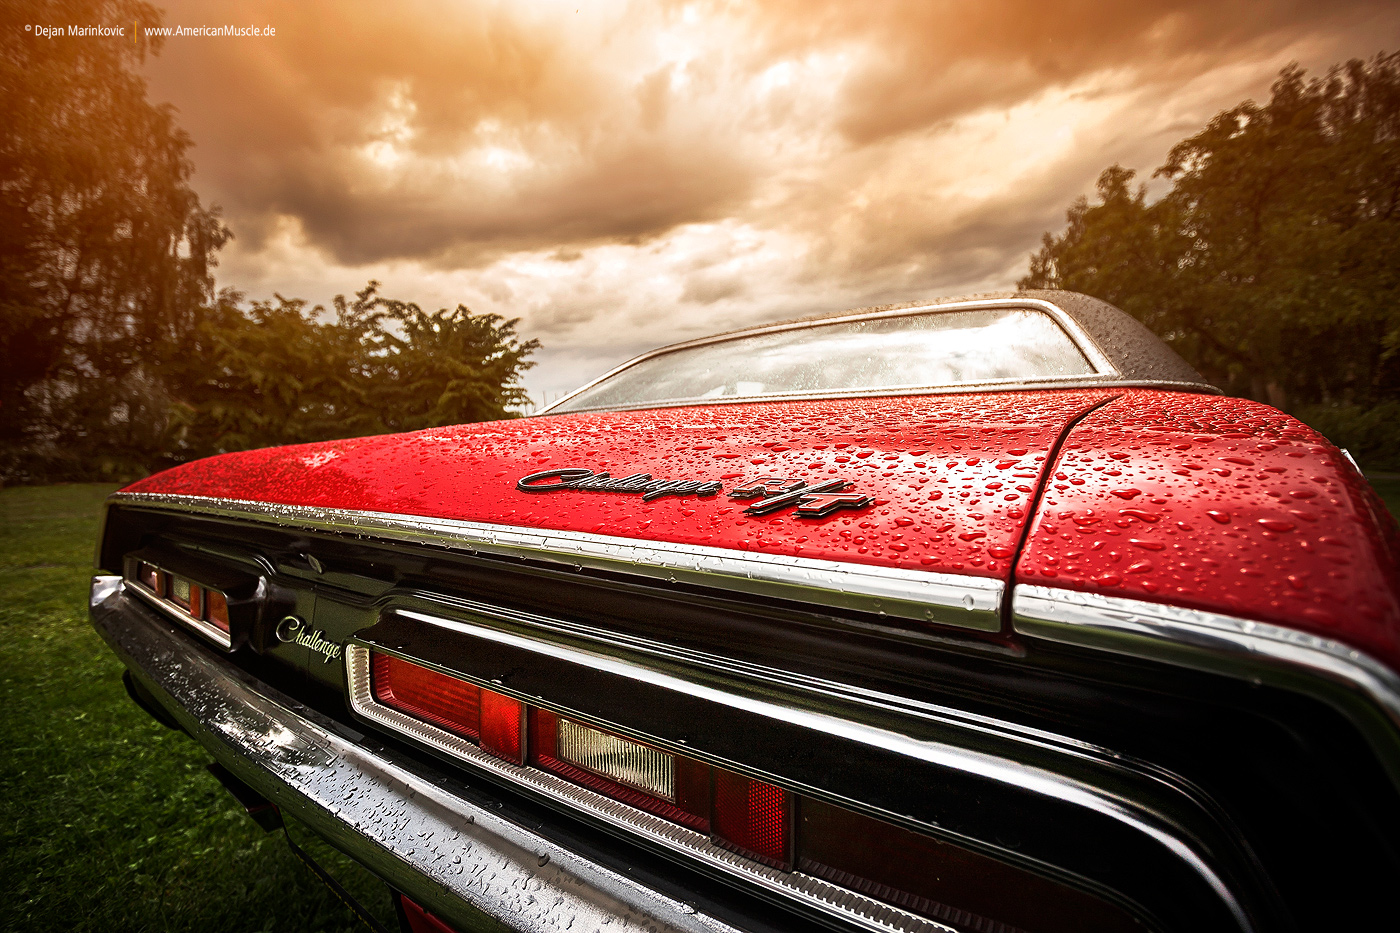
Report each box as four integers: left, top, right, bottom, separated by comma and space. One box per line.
89, 575, 745, 933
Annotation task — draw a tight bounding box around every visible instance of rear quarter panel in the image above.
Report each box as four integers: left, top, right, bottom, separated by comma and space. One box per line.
1016, 390, 1400, 668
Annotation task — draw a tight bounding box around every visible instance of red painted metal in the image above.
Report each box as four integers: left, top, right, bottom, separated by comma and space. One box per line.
122, 391, 1115, 581
121, 388, 1400, 668
1015, 390, 1400, 668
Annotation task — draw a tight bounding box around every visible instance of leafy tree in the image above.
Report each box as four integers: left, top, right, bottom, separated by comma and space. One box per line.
1, 5, 540, 482
1023, 53, 1400, 466
0, 0, 229, 478
163, 283, 539, 460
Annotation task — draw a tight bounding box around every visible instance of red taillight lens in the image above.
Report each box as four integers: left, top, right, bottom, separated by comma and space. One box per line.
205, 590, 229, 632
712, 768, 792, 869
368, 652, 528, 763
479, 689, 525, 764
398, 894, 460, 933
137, 562, 160, 593
372, 653, 481, 740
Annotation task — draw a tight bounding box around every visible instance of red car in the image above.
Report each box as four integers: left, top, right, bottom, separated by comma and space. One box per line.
91, 292, 1400, 933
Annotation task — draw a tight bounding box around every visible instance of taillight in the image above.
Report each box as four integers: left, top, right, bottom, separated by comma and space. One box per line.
479, 689, 525, 764
372, 653, 481, 740
137, 562, 161, 594
363, 652, 787, 859
369, 653, 524, 764
126, 560, 231, 646
205, 590, 229, 633
354, 646, 1139, 930
712, 769, 792, 869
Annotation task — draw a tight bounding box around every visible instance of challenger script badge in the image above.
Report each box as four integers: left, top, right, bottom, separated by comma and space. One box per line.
729, 477, 874, 517
516, 467, 874, 518
518, 468, 723, 501
275, 615, 344, 664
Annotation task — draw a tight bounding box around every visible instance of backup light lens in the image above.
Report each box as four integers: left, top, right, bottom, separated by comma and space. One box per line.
556, 718, 674, 800
530, 709, 711, 831
170, 576, 193, 612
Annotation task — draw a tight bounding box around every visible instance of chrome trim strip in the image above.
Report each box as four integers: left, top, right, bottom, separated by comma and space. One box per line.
534, 379, 1217, 416
354, 609, 1253, 932
107, 492, 1004, 632
127, 576, 233, 650
541, 298, 1119, 415
1012, 585, 1400, 748
91, 578, 745, 933
347, 643, 957, 933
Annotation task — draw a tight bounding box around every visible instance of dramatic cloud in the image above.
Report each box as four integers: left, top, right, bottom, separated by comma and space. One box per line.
141, 0, 1400, 405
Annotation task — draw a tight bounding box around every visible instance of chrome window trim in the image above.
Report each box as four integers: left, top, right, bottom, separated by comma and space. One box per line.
1012, 585, 1400, 777
534, 378, 1219, 416
107, 492, 1004, 632
350, 611, 1252, 932
127, 575, 233, 650
540, 298, 1119, 415
345, 643, 960, 933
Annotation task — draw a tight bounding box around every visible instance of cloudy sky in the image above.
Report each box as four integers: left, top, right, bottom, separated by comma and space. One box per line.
140, 0, 1400, 407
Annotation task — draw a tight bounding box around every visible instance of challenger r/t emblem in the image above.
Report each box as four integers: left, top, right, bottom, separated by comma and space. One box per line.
514, 467, 874, 518
729, 477, 874, 517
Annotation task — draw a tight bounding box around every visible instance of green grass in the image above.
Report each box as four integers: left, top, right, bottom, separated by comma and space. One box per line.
0, 484, 390, 933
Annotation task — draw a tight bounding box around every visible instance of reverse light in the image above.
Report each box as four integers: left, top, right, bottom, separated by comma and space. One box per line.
556, 718, 673, 799
530, 708, 710, 831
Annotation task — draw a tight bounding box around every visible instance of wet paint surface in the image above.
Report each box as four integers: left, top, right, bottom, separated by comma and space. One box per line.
1015, 391, 1400, 667
124, 392, 1115, 582
124, 388, 1400, 666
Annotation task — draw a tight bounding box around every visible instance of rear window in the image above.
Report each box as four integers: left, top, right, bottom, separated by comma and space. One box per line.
552, 307, 1095, 412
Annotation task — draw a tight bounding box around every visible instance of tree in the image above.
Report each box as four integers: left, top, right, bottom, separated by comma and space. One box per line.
1023, 54, 1400, 464
162, 283, 539, 461
0, 0, 229, 477
0, 6, 539, 483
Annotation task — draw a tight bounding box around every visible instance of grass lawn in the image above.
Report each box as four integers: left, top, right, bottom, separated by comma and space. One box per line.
2, 480, 1397, 933
0, 484, 390, 933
